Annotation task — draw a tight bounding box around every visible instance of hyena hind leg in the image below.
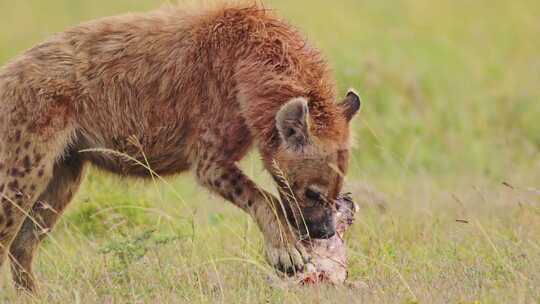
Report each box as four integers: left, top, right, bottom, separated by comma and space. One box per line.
0, 127, 75, 292
9, 150, 86, 292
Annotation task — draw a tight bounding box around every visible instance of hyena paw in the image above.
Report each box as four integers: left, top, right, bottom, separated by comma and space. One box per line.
266, 242, 310, 275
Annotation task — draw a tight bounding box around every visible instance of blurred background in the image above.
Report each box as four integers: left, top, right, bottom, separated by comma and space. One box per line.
0, 1, 539, 303
1, 0, 538, 178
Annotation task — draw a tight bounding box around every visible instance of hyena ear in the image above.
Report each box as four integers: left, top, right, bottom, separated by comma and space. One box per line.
276, 97, 311, 152
339, 89, 362, 121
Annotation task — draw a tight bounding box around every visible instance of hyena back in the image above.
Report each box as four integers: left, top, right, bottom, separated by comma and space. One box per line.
0, 3, 360, 292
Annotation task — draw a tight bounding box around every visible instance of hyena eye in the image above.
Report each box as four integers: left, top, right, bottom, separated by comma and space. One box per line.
286, 128, 296, 137
305, 187, 323, 202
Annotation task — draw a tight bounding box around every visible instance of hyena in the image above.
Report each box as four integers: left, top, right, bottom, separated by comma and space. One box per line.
0, 3, 361, 291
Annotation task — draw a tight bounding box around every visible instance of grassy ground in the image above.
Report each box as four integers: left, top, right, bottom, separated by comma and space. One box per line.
0, 0, 539, 303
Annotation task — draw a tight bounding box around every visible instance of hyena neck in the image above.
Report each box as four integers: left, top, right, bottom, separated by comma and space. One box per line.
193, 4, 340, 158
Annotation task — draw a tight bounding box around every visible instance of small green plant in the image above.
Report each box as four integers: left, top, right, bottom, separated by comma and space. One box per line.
99, 229, 181, 286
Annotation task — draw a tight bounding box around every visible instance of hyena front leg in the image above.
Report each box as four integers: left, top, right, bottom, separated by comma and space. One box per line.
195, 160, 309, 274
9, 150, 86, 292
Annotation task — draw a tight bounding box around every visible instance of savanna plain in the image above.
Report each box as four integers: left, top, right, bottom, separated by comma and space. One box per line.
0, 0, 539, 303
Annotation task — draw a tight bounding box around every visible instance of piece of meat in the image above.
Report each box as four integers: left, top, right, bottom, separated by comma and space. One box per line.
297, 193, 358, 285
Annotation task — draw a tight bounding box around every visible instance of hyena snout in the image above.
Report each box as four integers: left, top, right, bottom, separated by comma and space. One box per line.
297, 207, 336, 240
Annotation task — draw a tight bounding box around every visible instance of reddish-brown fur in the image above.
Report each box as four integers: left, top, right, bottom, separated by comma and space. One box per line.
0, 2, 360, 292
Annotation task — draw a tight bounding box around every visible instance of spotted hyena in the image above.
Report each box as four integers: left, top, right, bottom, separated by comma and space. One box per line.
0, 3, 361, 291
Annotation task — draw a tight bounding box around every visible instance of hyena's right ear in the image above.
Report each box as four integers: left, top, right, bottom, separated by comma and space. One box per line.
276, 97, 311, 152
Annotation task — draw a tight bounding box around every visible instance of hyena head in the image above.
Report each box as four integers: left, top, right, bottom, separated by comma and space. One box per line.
270, 90, 361, 240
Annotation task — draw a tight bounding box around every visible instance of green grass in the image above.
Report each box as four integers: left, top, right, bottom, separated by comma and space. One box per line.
1, 0, 539, 303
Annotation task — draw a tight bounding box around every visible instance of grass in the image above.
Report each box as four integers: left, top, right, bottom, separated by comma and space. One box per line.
1, 0, 539, 303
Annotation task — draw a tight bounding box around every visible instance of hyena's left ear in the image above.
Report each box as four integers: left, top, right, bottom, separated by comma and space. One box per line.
276, 97, 311, 152
339, 89, 362, 121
